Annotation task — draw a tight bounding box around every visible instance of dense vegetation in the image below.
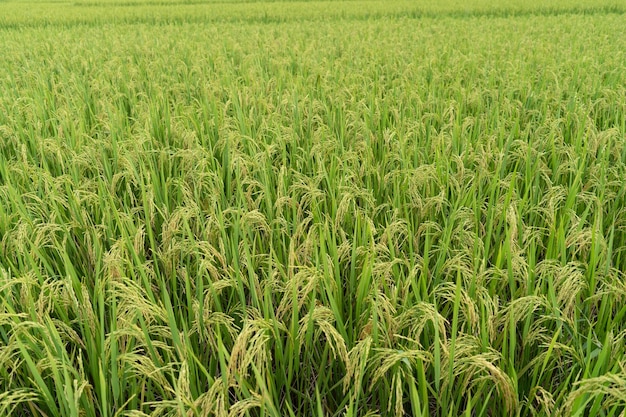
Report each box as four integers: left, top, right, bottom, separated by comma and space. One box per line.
1, 0, 626, 416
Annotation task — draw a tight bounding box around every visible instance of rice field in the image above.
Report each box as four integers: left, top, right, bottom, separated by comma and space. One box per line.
1, 0, 626, 416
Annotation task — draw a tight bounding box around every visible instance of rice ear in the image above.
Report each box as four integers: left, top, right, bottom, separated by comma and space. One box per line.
298, 305, 348, 365
563, 373, 626, 415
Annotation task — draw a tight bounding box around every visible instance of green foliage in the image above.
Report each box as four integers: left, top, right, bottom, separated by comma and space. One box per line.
1, 1, 626, 416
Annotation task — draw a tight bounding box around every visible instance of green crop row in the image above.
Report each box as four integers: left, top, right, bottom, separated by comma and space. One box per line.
1, 0, 626, 28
